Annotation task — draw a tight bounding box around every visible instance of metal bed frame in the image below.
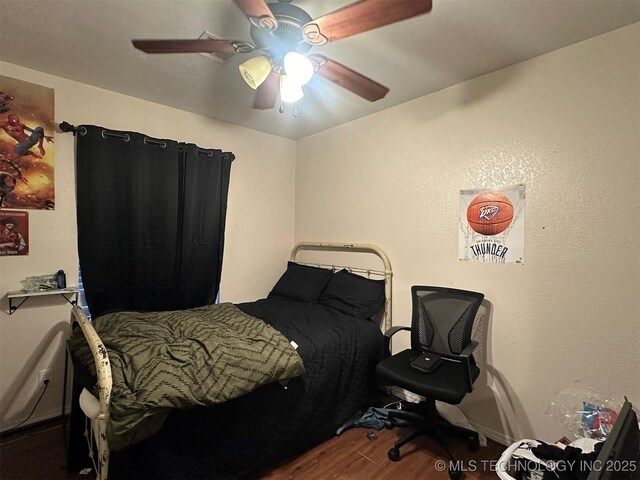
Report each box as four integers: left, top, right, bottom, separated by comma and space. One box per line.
69, 242, 393, 480
290, 242, 393, 331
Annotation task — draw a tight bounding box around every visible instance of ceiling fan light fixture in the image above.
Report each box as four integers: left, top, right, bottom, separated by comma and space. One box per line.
283, 52, 314, 86
239, 55, 272, 89
280, 75, 304, 103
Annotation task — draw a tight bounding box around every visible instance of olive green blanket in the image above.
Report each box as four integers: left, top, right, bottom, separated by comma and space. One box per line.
68, 303, 304, 451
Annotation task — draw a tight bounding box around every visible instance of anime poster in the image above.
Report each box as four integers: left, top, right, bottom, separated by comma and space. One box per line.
458, 184, 525, 264
0, 76, 55, 210
0, 210, 29, 256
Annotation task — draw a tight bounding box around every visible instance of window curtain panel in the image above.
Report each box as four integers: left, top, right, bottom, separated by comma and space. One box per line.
75, 125, 233, 318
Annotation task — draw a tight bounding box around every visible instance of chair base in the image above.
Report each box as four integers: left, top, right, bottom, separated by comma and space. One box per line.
386, 398, 480, 478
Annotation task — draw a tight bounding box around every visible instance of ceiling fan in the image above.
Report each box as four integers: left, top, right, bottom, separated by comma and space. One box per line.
132, 0, 433, 112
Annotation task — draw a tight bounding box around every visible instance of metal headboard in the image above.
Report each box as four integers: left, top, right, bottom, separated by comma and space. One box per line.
290, 242, 393, 331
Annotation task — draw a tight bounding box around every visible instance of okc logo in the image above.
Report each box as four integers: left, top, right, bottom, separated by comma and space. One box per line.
478, 205, 500, 221
467, 192, 514, 236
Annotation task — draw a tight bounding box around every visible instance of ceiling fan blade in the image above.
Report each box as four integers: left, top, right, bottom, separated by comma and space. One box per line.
303, 0, 432, 45
233, 0, 278, 30
309, 55, 389, 102
253, 72, 279, 110
132, 39, 253, 54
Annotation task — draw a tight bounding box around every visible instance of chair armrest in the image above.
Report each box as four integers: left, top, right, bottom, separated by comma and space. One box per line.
383, 326, 411, 339
459, 340, 478, 358
382, 326, 411, 354
435, 341, 478, 393
457, 341, 478, 392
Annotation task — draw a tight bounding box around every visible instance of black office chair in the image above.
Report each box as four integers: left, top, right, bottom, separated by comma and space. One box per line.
376, 285, 485, 480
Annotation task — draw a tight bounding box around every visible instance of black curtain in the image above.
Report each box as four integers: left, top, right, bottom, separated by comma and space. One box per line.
75, 125, 233, 318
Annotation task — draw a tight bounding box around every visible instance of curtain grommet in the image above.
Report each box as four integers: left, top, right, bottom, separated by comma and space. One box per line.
143, 137, 167, 149
101, 130, 130, 142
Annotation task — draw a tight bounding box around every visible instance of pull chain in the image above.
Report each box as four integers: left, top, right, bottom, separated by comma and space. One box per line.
277, 101, 300, 116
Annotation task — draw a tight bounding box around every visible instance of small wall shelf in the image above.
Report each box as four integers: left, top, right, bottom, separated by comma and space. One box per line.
6, 287, 79, 315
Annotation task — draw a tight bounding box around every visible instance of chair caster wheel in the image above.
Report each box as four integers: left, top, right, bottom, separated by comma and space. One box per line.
468, 435, 480, 451
387, 447, 400, 462
449, 468, 462, 480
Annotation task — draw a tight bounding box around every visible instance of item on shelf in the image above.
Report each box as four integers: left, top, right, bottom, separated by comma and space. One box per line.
20, 279, 39, 292
20, 274, 58, 292
56, 270, 66, 289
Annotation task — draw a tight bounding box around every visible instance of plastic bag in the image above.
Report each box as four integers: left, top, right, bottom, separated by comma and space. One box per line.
546, 382, 622, 440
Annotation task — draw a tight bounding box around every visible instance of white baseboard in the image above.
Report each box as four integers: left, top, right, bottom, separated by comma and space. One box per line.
469, 421, 514, 447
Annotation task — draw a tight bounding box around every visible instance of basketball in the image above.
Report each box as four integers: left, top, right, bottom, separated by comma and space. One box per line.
466, 192, 514, 236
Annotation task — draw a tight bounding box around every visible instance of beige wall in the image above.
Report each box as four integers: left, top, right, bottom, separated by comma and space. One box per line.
1, 23, 638, 444
295, 23, 640, 443
0, 62, 296, 429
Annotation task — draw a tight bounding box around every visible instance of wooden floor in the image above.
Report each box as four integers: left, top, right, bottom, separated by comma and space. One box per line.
259, 426, 506, 480
1, 418, 506, 479
0, 419, 84, 480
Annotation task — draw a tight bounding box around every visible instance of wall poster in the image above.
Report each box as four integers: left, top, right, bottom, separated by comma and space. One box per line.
458, 184, 525, 264
0, 210, 29, 256
0, 76, 55, 210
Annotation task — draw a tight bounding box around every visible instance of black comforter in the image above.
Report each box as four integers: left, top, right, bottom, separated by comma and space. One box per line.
108, 297, 385, 479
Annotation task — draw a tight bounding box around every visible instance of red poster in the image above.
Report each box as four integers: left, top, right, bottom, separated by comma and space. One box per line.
0, 210, 29, 256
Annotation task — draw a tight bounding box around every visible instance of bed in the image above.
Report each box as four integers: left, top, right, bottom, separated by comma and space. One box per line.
67, 242, 393, 480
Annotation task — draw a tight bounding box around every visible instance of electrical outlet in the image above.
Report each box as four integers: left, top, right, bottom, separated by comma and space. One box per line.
38, 369, 54, 389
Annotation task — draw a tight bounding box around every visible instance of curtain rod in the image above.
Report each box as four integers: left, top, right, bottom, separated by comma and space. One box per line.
59, 121, 85, 135
58, 122, 234, 161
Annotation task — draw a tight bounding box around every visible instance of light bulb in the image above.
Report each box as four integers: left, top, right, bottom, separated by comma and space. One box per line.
283, 52, 314, 86
280, 75, 304, 103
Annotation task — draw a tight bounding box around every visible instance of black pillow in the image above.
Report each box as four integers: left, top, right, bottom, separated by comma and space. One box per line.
268, 262, 333, 303
318, 269, 385, 319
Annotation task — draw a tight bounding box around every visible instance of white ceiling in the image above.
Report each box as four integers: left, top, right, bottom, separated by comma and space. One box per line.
1, 0, 639, 139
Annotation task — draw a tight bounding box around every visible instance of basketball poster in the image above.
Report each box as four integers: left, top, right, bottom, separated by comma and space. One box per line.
458, 184, 525, 264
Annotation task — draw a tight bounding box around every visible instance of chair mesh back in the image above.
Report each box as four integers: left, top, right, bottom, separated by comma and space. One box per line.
411, 287, 484, 355
417, 301, 435, 349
